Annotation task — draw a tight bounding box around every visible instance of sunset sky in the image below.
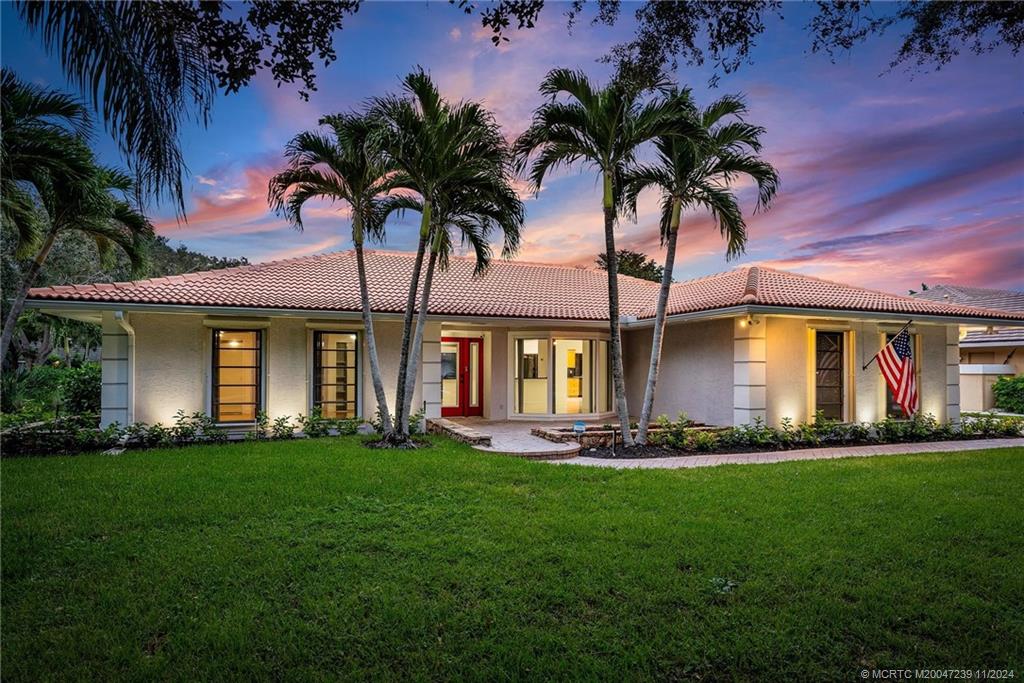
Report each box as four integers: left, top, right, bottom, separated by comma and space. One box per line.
3, 2, 1022, 294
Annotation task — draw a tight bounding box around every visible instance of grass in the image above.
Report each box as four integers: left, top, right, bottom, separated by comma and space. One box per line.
3, 438, 1023, 680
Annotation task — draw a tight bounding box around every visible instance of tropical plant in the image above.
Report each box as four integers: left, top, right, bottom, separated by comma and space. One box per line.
514, 68, 686, 446
369, 68, 523, 443
14, 1, 360, 211
268, 112, 399, 433
622, 91, 779, 444
0, 148, 154, 364
992, 376, 1024, 414
0, 70, 92, 257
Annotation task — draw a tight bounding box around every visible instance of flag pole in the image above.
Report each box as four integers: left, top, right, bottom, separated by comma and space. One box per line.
861, 319, 913, 371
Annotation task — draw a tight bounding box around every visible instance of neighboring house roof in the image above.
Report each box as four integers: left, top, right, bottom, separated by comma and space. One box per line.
26, 249, 1024, 323
912, 284, 1024, 314
961, 328, 1024, 348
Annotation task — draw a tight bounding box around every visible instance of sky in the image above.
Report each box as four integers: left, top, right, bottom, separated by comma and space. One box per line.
3, 1, 1023, 294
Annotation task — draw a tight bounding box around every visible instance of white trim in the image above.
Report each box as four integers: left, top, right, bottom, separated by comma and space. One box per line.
960, 364, 1015, 375
27, 298, 1024, 330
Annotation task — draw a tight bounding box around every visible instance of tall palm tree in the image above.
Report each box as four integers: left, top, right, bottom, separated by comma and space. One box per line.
0, 150, 154, 363
623, 93, 779, 444
1, 69, 92, 258
369, 69, 522, 442
268, 113, 401, 434
514, 69, 686, 446
400, 178, 524, 437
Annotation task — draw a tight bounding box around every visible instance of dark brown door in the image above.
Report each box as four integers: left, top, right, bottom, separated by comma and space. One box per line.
815, 331, 844, 420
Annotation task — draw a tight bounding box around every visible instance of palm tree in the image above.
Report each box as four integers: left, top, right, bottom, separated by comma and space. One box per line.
1, 69, 92, 259
400, 179, 524, 437
514, 69, 686, 446
369, 69, 522, 442
268, 113, 400, 434
623, 93, 779, 444
1, 151, 154, 363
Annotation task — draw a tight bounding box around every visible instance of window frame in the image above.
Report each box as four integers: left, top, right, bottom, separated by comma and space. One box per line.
312, 330, 361, 420
211, 328, 263, 424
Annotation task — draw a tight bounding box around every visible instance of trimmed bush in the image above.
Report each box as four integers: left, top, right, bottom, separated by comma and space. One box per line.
58, 363, 101, 414
992, 375, 1024, 414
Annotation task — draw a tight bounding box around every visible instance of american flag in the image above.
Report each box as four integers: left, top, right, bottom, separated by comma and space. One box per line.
877, 327, 917, 417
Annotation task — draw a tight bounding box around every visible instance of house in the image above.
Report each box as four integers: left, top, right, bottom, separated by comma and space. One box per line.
25, 250, 1024, 430
912, 285, 1024, 411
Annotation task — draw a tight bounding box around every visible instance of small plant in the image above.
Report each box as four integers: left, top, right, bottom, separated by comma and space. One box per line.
271, 415, 296, 440
686, 429, 719, 452
246, 411, 271, 441
297, 406, 332, 438
171, 410, 199, 445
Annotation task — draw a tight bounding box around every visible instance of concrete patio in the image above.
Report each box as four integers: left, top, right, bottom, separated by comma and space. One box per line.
440, 418, 584, 459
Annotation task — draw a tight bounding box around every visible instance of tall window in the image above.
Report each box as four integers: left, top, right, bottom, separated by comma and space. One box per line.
514, 338, 549, 414
212, 329, 262, 423
815, 331, 844, 420
314, 331, 359, 419
514, 337, 611, 415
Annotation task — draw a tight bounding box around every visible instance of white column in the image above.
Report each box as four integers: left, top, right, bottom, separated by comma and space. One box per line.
100, 311, 133, 427
733, 316, 766, 426
420, 322, 442, 424
945, 325, 961, 426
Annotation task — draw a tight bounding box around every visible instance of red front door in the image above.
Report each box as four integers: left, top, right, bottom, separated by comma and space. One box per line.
440, 337, 483, 417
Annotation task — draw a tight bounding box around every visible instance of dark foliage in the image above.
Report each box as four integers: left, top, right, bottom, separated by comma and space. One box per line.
596, 249, 666, 283
992, 376, 1024, 414
462, 1, 1022, 85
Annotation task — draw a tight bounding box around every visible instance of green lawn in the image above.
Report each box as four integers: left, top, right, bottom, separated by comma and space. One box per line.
3, 438, 1022, 680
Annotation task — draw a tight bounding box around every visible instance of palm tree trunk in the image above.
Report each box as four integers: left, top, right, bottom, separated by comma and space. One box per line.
602, 172, 634, 447
0, 228, 58, 366
636, 196, 681, 444
353, 217, 392, 434
392, 202, 431, 436
400, 240, 440, 435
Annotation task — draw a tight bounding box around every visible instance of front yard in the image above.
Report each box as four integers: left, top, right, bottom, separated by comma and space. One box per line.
3, 437, 1022, 679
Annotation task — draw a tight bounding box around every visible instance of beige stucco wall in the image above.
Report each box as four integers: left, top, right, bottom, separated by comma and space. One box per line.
120, 311, 961, 429
128, 313, 418, 425
623, 318, 734, 427
763, 317, 953, 426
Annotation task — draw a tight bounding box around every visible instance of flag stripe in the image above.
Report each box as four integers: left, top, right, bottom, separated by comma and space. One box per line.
877, 327, 917, 418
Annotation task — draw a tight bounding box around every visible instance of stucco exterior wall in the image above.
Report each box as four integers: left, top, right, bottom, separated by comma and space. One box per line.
623, 318, 734, 427
763, 317, 953, 426
128, 313, 417, 425
130, 312, 207, 425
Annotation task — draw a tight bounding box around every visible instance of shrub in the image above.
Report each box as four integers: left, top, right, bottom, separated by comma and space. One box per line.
58, 362, 101, 414
992, 376, 1024, 414
271, 415, 296, 440
2, 415, 121, 456
297, 407, 332, 438
686, 430, 719, 452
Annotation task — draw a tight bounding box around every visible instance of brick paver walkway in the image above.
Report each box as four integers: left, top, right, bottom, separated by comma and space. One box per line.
550, 438, 1024, 469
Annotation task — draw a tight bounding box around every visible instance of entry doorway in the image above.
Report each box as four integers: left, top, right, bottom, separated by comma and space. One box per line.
441, 337, 483, 417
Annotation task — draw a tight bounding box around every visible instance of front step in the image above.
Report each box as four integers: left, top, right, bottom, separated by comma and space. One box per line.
426, 418, 492, 447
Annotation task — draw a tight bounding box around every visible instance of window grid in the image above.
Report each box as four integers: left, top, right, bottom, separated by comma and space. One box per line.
313, 331, 360, 419
211, 329, 262, 423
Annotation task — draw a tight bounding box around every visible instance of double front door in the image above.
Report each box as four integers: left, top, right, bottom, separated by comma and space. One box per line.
441, 337, 483, 417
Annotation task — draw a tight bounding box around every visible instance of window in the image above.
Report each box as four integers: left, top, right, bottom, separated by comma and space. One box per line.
314, 331, 360, 419
513, 336, 611, 416
514, 338, 549, 414
814, 331, 844, 420
212, 329, 262, 423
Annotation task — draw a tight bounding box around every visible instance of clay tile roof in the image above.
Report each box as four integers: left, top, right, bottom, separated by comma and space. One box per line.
25, 250, 1024, 323
911, 284, 1024, 314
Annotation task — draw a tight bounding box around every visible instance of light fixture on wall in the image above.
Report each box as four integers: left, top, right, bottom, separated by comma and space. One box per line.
739, 314, 760, 328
